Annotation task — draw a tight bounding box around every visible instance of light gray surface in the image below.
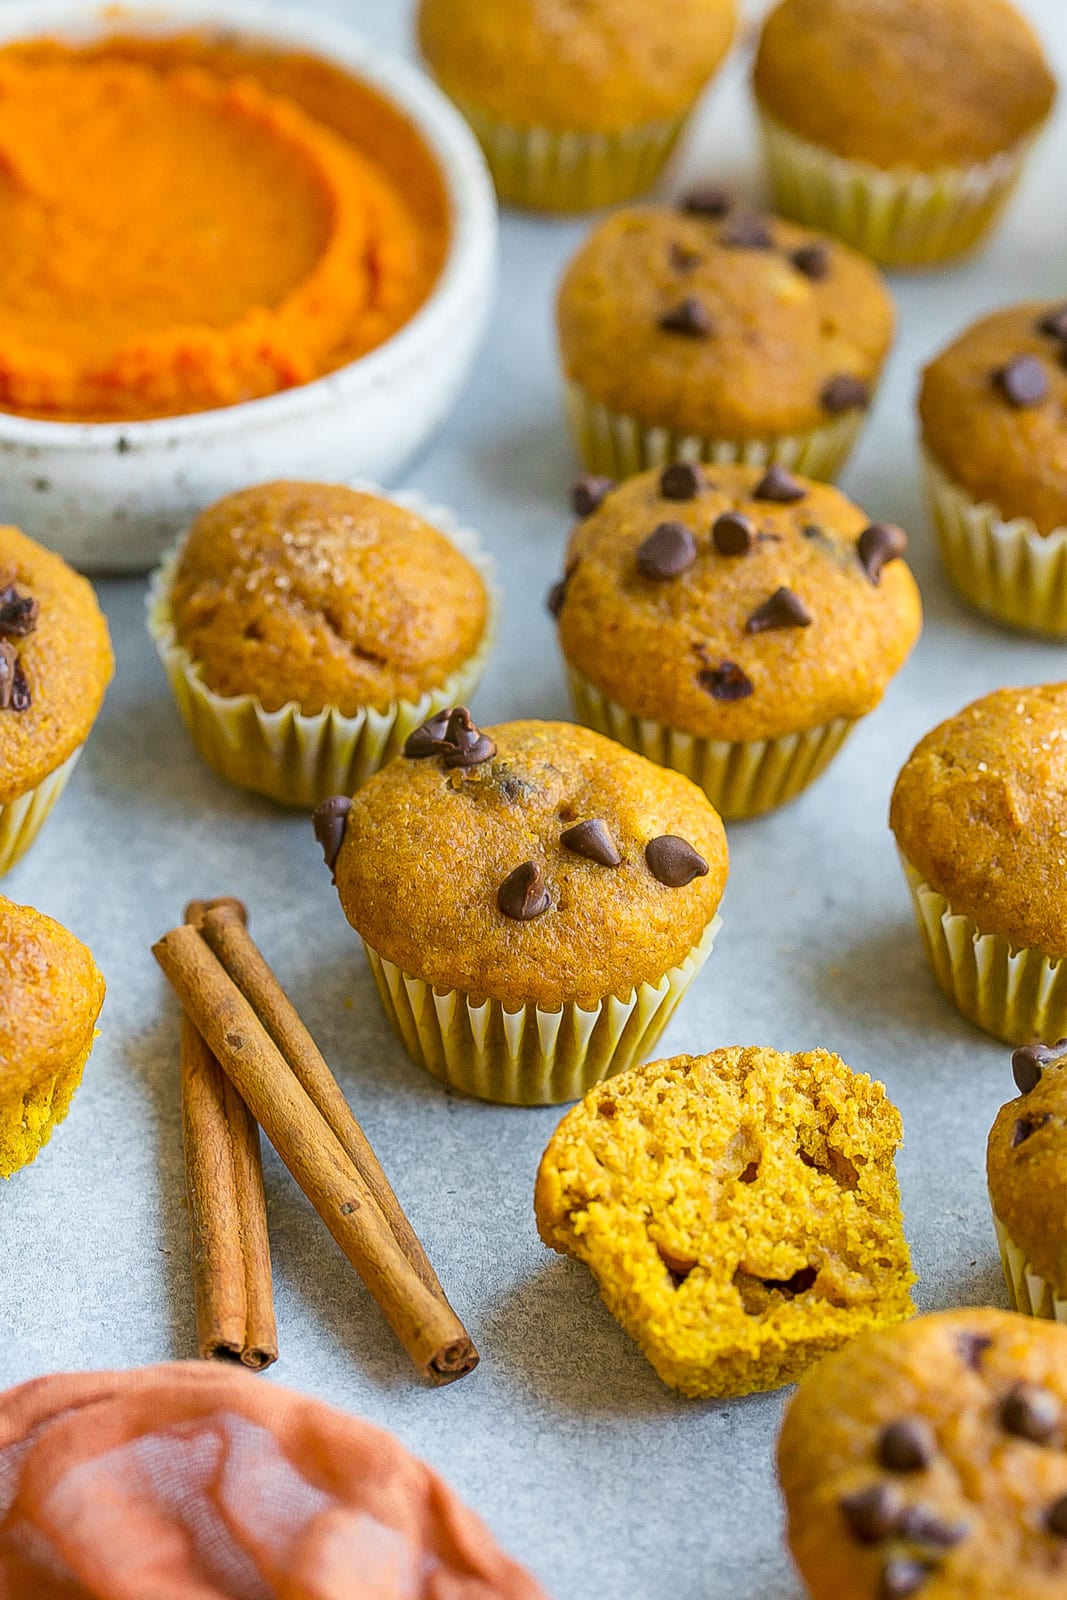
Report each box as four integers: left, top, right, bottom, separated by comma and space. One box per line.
2, 3, 1066, 1597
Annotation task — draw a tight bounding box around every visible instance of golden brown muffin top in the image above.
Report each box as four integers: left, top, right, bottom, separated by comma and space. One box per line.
989, 1043, 1067, 1293
0, 895, 105, 1100
554, 464, 921, 743
778, 1308, 1067, 1600
327, 717, 728, 1011
0, 524, 113, 806
920, 302, 1067, 537
754, 0, 1056, 170
558, 205, 894, 440
890, 684, 1067, 959
168, 482, 490, 717
417, 0, 737, 133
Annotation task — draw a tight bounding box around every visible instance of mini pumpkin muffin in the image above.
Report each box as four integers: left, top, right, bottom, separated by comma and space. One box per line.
753, 0, 1056, 269
920, 303, 1067, 636
890, 684, 1067, 1046
417, 0, 737, 211
558, 202, 894, 480
0, 524, 113, 876
989, 1040, 1067, 1323
535, 1046, 914, 1398
148, 481, 495, 808
313, 715, 728, 1104
0, 896, 105, 1178
552, 463, 921, 820
779, 1308, 1067, 1600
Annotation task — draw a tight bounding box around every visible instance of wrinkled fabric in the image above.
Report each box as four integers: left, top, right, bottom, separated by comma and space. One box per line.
0, 1364, 548, 1600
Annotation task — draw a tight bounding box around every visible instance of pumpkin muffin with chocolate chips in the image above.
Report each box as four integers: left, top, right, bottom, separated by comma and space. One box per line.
552, 462, 921, 820
313, 714, 728, 1104
557, 200, 894, 481
989, 1040, 1067, 1323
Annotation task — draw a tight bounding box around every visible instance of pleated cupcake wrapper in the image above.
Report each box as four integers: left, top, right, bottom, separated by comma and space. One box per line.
923, 450, 1067, 638
0, 748, 82, 879
362, 914, 720, 1106
567, 667, 855, 822
442, 93, 687, 211
146, 485, 498, 809
562, 379, 866, 484
757, 109, 1031, 269
991, 1208, 1067, 1324
898, 854, 1067, 1046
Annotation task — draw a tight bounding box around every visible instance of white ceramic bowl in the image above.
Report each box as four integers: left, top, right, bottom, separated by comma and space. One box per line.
0, 0, 498, 573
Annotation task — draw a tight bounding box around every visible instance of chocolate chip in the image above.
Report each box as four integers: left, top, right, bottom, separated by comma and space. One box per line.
497, 860, 551, 921
1001, 1382, 1059, 1443
754, 465, 806, 503
1046, 1495, 1067, 1537
957, 1332, 993, 1372
821, 373, 870, 413
1012, 1114, 1051, 1148
720, 214, 774, 249
547, 579, 568, 618
792, 242, 831, 280
698, 660, 754, 701
657, 1244, 697, 1285
571, 475, 614, 518
659, 297, 713, 338
995, 355, 1048, 407
561, 819, 622, 868
669, 242, 703, 273
878, 1419, 937, 1473
645, 835, 709, 888
404, 707, 495, 768
899, 1508, 966, 1549
1037, 305, 1067, 341
660, 462, 704, 501
637, 521, 697, 580
312, 796, 352, 880
746, 587, 812, 633
403, 709, 452, 758
682, 184, 732, 218
880, 1558, 933, 1599
0, 641, 21, 711
1012, 1039, 1067, 1094
840, 1483, 905, 1545
0, 587, 39, 638
712, 511, 755, 555
858, 522, 908, 585
10, 662, 29, 712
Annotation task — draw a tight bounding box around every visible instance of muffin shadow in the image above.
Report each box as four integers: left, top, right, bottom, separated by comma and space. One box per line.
811, 917, 966, 1044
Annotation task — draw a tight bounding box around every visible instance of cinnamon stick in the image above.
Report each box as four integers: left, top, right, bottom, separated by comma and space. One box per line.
153, 923, 478, 1385
180, 900, 277, 1370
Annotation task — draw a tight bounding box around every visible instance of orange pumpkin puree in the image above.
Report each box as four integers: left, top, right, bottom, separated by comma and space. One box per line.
0, 36, 450, 422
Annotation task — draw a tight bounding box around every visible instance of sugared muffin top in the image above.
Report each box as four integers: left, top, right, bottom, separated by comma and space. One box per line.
168, 482, 491, 717
558, 205, 894, 440
0, 896, 105, 1100
320, 716, 728, 1011
754, 0, 1056, 170
890, 684, 1067, 958
417, 0, 737, 133
0, 524, 113, 805
553, 464, 921, 742
989, 1042, 1067, 1294
920, 302, 1067, 536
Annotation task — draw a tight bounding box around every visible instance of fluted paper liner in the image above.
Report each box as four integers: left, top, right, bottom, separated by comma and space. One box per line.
147, 486, 498, 808
924, 449, 1067, 638
991, 1207, 1067, 1324
567, 667, 854, 822
899, 853, 1067, 1046
758, 110, 1032, 269
0, 748, 82, 878
362, 914, 720, 1106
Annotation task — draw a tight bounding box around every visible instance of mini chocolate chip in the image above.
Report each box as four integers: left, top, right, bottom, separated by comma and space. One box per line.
645, 835, 709, 888
720, 214, 774, 249
698, 660, 754, 701
10, 662, 29, 712
1001, 1382, 1060, 1442
957, 1332, 993, 1372
657, 1244, 697, 1285
571, 475, 614, 518
1046, 1495, 1067, 1537
0, 641, 16, 710
858, 522, 908, 585
312, 796, 352, 881
754, 464, 806, 503
0, 588, 39, 637
821, 373, 870, 413
746, 586, 812, 633
497, 860, 551, 921
1012, 1039, 1067, 1094
1038, 305, 1067, 341
682, 184, 732, 218
403, 709, 452, 758
995, 355, 1048, 408
637, 521, 697, 580
547, 578, 568, 619
669, 242, 703, 273
403, 707, 496, 768
840, 1483, 906, 1545
792, 242, 831, 281
899, 1508, 966, 1549
561, 819, 622, 868
712, 510, 755, 555
880, 1558, 933, 1599
660, 462, 704, 501
659, 296, 713, 338
1012, 1114, 1051, 1148
878, 1419, 937, 1473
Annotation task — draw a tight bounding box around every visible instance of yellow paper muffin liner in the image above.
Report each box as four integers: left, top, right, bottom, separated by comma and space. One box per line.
567, 667, 855, 822
563, 379, 867, 484
362, 914, 721, 1106
146, 487, 498, 809
0, 748, 82, 879
991, 1207, 1067, 1323
923, 449, 1067, 638
757, 110, 1032, 269
0, 1027, 98, 1180
899, 854, 1067, 1046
